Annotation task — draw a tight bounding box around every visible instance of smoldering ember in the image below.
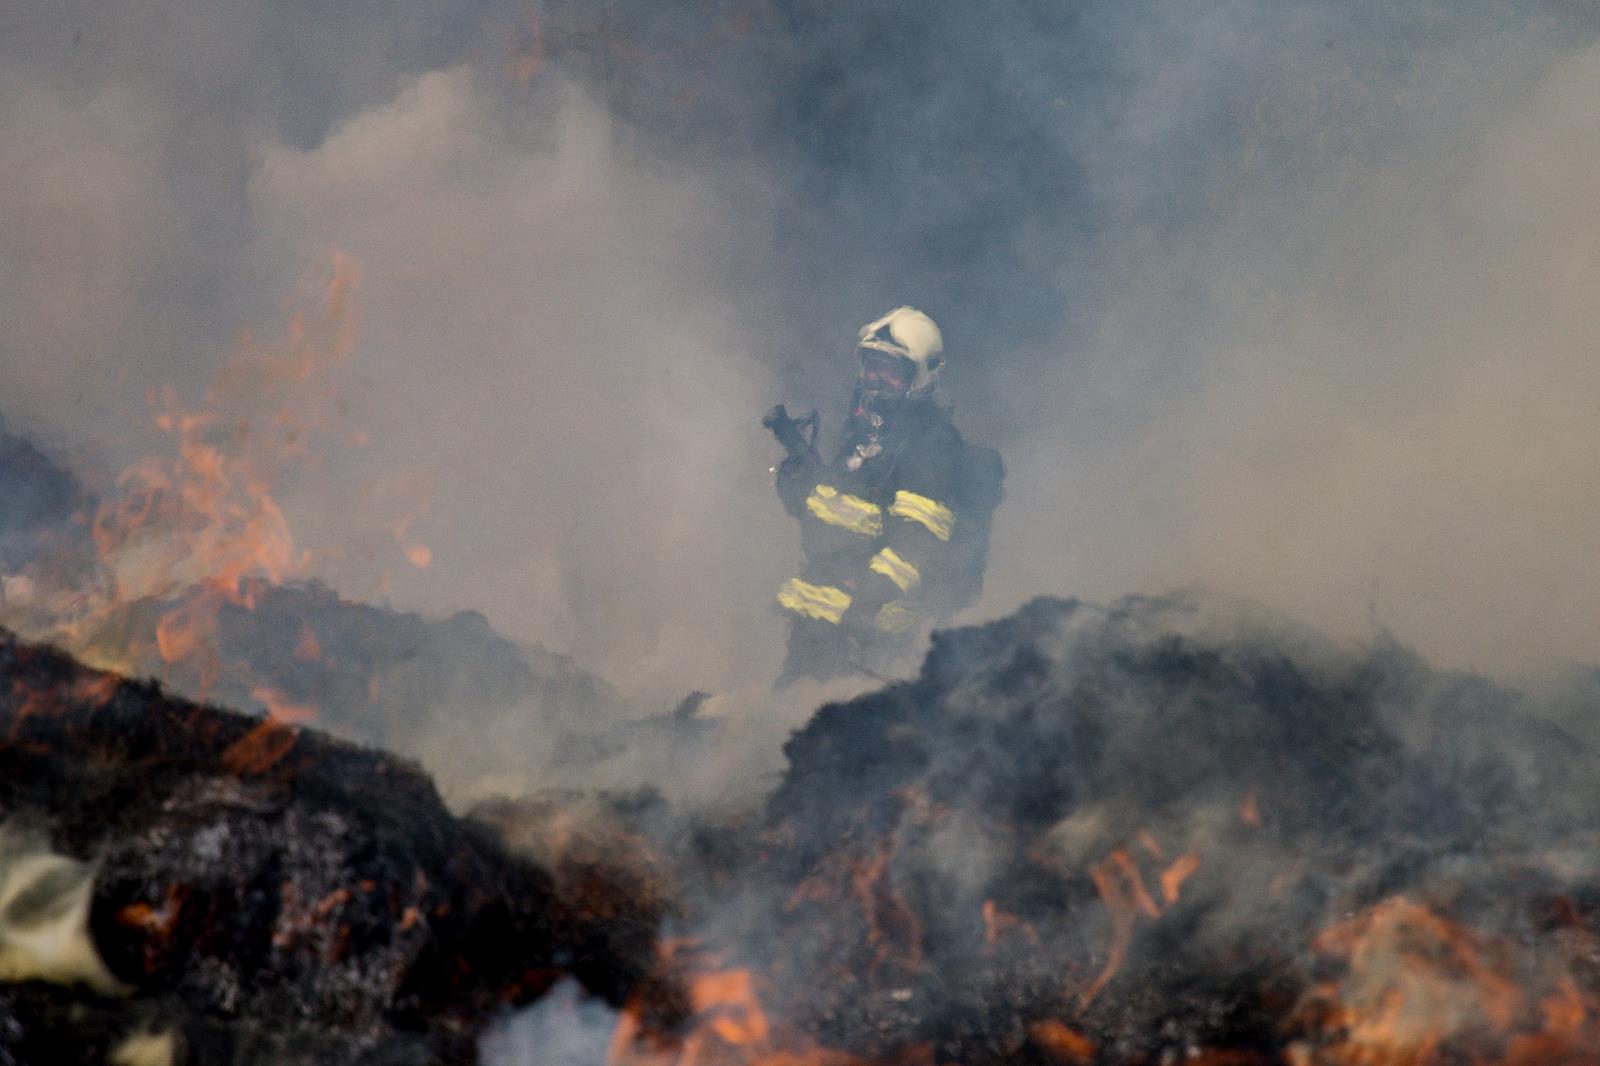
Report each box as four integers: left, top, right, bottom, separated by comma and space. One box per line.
9, 4, 1600, 1065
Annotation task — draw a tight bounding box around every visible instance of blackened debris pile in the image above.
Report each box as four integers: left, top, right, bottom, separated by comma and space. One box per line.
0, 627, 675, 1066
701, 595, 1600, 1063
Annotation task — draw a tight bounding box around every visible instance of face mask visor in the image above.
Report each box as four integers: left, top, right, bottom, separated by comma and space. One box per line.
852, 350, 915, 418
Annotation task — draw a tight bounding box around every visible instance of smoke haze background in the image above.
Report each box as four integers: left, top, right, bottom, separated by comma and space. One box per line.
5, 0, 1600, 718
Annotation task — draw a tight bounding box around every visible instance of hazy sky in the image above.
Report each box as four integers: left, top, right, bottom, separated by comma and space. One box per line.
6, 0, 1600, 703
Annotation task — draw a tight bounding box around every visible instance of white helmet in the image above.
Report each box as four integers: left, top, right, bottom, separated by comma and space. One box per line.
857, 307, 944, 396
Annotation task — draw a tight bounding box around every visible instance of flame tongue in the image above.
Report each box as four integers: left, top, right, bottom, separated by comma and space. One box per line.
1294, 896, 1600, 1064
609, 959, 869, 1066
5, 254, 379, 720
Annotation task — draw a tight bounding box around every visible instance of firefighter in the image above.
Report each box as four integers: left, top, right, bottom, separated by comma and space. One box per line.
765, 307, 1004, 686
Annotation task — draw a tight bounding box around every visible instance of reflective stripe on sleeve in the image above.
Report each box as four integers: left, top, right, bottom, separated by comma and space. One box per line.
874, 600, 920, 635
777, 578, 853, 624
806, 485, 883, 537
889, 490, 954, 541
868, 546, 921, 593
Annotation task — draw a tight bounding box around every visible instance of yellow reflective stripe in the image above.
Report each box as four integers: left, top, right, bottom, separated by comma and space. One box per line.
777, 578, 853, 624
806, 484, 883, 537
890, 490, 955, 541
868, 546, 921, 593
874, 600, 920, 635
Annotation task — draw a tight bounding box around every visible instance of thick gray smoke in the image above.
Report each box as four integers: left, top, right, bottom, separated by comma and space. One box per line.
5, 0, 1600, 723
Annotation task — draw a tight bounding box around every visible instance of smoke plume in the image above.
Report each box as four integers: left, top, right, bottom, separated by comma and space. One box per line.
4, 0, 1600, 714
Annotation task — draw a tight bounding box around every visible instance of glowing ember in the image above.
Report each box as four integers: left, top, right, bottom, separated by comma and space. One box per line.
608, 960, 870, 1066
1240, 790, 1261, 827
220, 718, 301, 776
981, 899, 1039, 948
1159, 851, 1200, 906
1028, 1020, 1095, 1064
250, 684, 318, 725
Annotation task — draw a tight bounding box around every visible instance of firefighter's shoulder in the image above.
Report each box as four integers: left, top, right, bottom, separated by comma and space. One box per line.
903, 411, 1003, 516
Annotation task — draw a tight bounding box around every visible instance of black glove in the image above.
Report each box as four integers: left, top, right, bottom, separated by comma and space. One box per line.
763, 404, 819, 462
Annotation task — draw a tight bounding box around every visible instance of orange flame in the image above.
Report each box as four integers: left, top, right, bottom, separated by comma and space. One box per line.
1159, 852, 1200, 907
1080, 849, 1161, 1009
1295, 896, 1600, 1064
75, 255, 362, 689
609, 963, 868, 1066
220, 719, 300, 776
786, 837, 924, 973
982, 898, 1040, 948
250, 685, 317, 725
6, 674, 119, 741
1079, 837, 1202, 1008
97, 386, 309, 608
851, 840, 923, 971
691, 969, 771, 1048
376, 470, 436, 570
1029, 1019, 1096, 1064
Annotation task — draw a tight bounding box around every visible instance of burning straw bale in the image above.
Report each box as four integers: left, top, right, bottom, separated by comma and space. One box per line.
675, 595, 1600, 1064
0, 627, 673, 1065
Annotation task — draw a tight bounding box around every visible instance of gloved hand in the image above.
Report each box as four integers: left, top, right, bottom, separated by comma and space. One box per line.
763, 404, 819, 462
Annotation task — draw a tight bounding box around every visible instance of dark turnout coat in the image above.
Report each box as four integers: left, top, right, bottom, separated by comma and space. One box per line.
774, 401, 1003, 683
